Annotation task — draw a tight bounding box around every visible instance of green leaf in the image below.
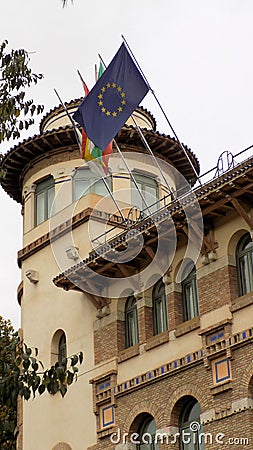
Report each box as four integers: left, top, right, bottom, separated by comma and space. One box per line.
79, 352, 84, 365
38, 384, 46, 395
67, 371, 74, 385
59, 384, 67, 397
71, 355, 78, 366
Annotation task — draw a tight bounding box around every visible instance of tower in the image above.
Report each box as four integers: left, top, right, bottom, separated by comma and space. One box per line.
1, 99, 253, 450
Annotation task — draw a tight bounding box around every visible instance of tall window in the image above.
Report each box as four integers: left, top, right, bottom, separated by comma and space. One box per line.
182, 261, 199, 321
137, 415, 159, 450
237, 233, 253, 296
58, 332, 67, 366
35, 177, 55, 226
125, 295, 139, 348
179, 398, 204, 450
131, 173, 158, 214
152, 279, 168, 335
73, 167, 112, 201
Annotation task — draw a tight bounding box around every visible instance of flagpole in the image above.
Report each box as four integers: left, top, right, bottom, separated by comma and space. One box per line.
54, 88, 82, 148
129, 113, 174, 197
77, 70, 86, 88
88, 162, 126, 223
112, 139, 153, 216
121, 35, 201, 186
75, 76, 126, 223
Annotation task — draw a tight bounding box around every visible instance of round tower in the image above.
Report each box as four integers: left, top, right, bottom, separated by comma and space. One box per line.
0, 100, 199, 450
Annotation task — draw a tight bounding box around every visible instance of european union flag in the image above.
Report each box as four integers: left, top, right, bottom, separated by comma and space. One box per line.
73, 43, 149, 151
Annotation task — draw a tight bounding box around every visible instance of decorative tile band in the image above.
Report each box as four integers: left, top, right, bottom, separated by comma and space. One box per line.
115, 326, 253, 397
115, 349, 203, 396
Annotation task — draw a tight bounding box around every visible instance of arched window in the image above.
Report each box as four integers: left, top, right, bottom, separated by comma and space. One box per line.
237, 233, 253, 296
73, 167, 112, 201
58, 332, 67, 366
35, 176, 55, 226
152, 279, 168, 335
179, 398, 204, 449
125, 295, 139, 348
182, 262, 199, 321
137, 415, 159, 450
131, 172, 158, 214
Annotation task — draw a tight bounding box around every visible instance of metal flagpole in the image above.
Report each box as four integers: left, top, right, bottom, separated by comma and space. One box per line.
112, 138, 153, 216
129, 113, 174, 196
54, 88, 126, 223
54, 88, 82, 148
121, 35, 201, 186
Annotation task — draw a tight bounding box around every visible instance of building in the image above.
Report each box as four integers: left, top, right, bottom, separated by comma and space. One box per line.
1, 100, 253, 450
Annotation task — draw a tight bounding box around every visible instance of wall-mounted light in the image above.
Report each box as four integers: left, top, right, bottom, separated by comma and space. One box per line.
25, 270, 39, 284
65, 246, 79, 261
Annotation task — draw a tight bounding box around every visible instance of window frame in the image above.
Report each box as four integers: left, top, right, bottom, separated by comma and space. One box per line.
152, 279, 168, 335
182, 263, 199, 322
236, 232, 253, 296
137, 415, 158, 450
179, 399, 204, 450
73, 167, 112, 201
35, 176, 55, 226
125, 295, 139, 348
131, 172, 159, 214
58, 332, 67, 366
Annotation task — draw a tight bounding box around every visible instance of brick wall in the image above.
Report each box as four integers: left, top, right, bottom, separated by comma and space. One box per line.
94, 320, 125, 364
88, 342, 253, 449
138, 305, 153, 343
167, 290, 183, 329
198, 265, 238, 315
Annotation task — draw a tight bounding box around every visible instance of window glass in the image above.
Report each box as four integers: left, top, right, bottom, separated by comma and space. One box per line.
125, 295, 139, 348
35, 177, 55, 226
182, 262, 199, 321
36, 191, 45, 226
179, 399, 204, 450
47, 186, 55, 218
138, 416, 159, 450
74, 178, 90, 200
93, 179, 108, 197
73, 168, 112, 201
131, 173, 158, 214
152, 279, 168, 335
58, 333, 67, 366
237, 233, 253, 296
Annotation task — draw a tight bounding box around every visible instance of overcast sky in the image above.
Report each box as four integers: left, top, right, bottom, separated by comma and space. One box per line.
1, 0, 253, 329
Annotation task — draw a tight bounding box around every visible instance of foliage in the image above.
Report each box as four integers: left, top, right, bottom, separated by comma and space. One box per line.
0, 40, 44, 144
0, 316, 83, 449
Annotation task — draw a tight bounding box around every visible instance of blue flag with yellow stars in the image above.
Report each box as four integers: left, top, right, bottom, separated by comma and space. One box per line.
73, 43, 149, 151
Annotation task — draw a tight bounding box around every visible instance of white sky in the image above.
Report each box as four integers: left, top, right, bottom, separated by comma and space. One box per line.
1, 0, 253, 329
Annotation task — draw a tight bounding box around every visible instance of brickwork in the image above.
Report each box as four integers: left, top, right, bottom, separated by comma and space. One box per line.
167, 290, 183, 330
198, 265, 238, 315
91, 255, 253, 449
88, 341, 253, 450
138, 305, 153, 343
94, 320, 125, 364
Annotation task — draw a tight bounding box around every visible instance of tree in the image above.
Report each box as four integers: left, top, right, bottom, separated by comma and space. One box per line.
0, 40, 44, 145
0, 316, 83, 449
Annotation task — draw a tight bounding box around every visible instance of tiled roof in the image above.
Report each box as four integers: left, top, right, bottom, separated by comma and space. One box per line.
0, 123, 199, 203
